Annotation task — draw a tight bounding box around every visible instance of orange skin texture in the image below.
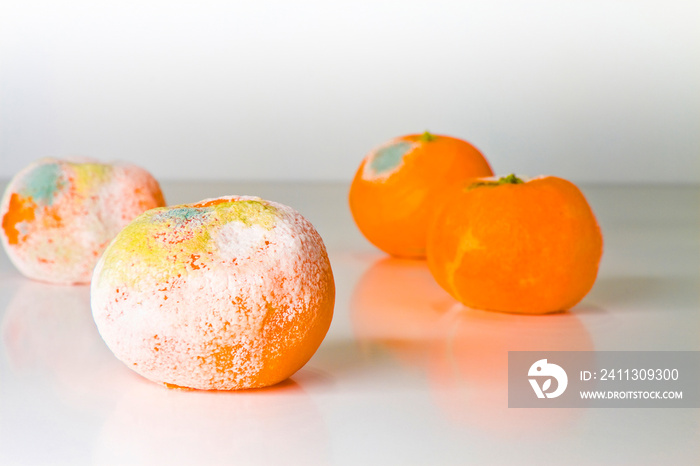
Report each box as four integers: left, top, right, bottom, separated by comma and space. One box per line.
2, 193, 37, 245
349, 134, 493, 258
427, 176, 603, 314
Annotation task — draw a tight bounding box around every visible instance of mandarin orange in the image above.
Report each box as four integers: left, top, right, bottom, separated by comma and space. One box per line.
91, 196, 335, 390
426, 175, 603, 314
349, 132, 493, 258
1, 158, 164, 284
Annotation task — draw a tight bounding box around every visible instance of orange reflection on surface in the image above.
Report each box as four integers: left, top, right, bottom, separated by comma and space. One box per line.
351, 257, 594, 435
351, 257, 455, 367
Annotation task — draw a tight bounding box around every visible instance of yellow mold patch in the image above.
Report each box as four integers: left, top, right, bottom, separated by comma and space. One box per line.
70, 162, 113, 193
98, 199, 279, 288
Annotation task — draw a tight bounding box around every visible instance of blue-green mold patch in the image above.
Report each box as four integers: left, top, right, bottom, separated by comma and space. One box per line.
369, 141, 414, 175
154, 207, 205, 223
20, 162, 66, 205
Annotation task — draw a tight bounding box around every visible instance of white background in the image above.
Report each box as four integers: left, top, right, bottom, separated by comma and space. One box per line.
1, 0, 698, 183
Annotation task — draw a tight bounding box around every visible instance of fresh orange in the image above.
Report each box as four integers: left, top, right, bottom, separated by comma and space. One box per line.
427, 175, 603, 314
349, 132, 493, 258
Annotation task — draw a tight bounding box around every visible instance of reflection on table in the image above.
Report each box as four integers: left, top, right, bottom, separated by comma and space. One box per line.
351, 256, 596, 434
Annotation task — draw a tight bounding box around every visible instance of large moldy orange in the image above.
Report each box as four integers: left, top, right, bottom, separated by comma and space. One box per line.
427, 175, 603, 314
349, 132, 493, 258
91, 196, 335, 390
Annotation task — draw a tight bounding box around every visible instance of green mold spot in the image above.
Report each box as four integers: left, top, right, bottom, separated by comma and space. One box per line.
155, 207, 205, 223
20, 163, 66, 205
370, 141, 414, 175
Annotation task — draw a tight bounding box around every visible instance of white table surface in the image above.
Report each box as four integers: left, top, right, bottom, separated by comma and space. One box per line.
0, 180, 698, 466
